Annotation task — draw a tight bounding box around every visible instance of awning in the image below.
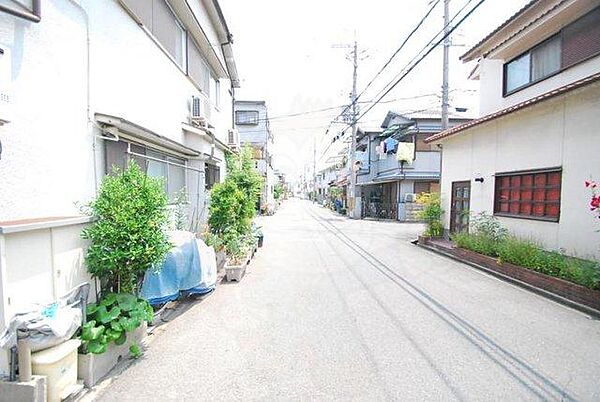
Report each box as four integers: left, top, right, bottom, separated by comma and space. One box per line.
95, 113, 201, 157
181, 122, 233, 153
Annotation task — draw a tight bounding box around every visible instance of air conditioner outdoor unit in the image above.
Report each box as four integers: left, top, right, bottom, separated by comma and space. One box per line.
190, 96, 208, 127
404, 193, 417, 203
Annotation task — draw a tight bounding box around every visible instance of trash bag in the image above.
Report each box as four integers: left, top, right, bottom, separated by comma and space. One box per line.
0, 282, 89, 352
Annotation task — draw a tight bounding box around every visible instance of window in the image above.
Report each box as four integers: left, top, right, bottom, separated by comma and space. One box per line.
494, 168, 562, 221
503, 7, 600, 95
205, 164, 220, 189
104, 140, 187, 202
504, 36, 560, 94
235, 110, 259, 125
562, 7, 600, 68
188, 36, 210, 94
122, 0, 187, 70
211, 78, 220, 108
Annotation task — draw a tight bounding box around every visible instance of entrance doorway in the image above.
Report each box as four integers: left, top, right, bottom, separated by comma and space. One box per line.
450, 181, 471, 233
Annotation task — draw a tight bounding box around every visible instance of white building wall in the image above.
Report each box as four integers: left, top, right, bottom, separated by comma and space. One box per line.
0, 1, 94, 221
478, 55, 600, 115
0, 0, 235, 222
440, 82, 600, 259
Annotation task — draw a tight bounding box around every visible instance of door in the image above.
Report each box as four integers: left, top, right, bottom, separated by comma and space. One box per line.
450, 181, 471, 233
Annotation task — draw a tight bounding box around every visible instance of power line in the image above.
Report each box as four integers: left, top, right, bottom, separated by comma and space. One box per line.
342, 0, 485, 135
353, 0, 442, 105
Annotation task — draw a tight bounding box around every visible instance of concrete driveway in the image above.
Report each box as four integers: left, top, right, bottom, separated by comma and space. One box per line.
95, 199, 600, 401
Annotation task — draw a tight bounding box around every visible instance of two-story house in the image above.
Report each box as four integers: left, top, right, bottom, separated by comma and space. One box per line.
234, 100, 276, 213
426, 0, 600, 259
356, 113, 470, 220
0, 0, 239, 374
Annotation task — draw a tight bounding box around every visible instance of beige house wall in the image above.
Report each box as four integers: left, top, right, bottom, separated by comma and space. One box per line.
440, 81, 600, 260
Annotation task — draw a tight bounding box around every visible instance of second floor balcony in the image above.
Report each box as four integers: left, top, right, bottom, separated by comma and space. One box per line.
357, 151, 441, 184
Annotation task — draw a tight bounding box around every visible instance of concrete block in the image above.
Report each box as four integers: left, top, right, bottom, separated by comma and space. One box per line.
0, 375, 46, 402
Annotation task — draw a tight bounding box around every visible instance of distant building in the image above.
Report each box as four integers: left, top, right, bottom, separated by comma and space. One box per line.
427, 0, 600, 258
234, 100, 276, 212
356, 114, 470, 221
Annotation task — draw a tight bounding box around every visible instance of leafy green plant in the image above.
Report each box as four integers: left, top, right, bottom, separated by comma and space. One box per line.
274, 183, 285, 201
80, 293, 153, 355
454, 231, 600, 289
417, 193, 444, 237
208, 147, 263, 261
172, 187, 189, 231
81, 162, 171, 294
471, 212, 508, 242
129, 343, 143, 359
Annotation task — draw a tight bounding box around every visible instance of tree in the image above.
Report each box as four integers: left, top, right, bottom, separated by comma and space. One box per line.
81, 162, 171, 294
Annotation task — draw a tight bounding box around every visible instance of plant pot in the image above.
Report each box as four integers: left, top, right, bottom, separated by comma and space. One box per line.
77, 322, 147, 388
225, 263, 245, 282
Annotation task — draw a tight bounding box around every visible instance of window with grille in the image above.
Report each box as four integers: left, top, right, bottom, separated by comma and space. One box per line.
205, 163, 220, 190
235, 110, 259, 125
494, 168, 562, 221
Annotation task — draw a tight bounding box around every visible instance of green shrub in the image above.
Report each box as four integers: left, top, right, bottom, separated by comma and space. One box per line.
81, 162, 171, 294
208, 147, 263, 259
80, 293, 153, 355
471, 212, 508, 242
417, 193, 444, 237
497, 237, 545, 271
453, 232, 499, 256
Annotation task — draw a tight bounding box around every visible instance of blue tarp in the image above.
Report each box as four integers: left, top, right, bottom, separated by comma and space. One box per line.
140, 238, 216, 306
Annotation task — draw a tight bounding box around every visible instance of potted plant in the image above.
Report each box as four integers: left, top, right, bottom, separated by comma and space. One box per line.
77, 293, 153, 387
416, 192, 444, 244
224, 235, 250, 282
78, 162, 170, 385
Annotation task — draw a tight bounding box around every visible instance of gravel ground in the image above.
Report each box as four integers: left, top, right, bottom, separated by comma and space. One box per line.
94, 199, 600, 401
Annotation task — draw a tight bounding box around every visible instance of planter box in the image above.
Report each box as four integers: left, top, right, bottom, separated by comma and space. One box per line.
453, 247, 600, 314
77, 322, 147, 388
225, 255, 251, 282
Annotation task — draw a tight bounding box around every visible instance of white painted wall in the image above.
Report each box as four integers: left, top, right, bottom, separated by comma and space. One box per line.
440, 82, 600, 260
0, 1, 95, 221
0, 218, 95, 374
478, 55, 600, 115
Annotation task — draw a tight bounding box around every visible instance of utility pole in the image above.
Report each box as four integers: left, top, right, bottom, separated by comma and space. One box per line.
349, 40, 359, 218
313, 135, 316, 202
441, 0, 451, 131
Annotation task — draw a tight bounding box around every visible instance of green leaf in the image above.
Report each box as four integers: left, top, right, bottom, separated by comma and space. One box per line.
119, 316, 139, 332
116, 293, 137, 312
114, 331, 127, 346
86, 303, 99, 316
106, 328, 123, 342
129, 343, 142, 359
96, 305, 121, 324
81, 322, 105, 341
88, 340, 108, 354
110, 320, 123, 332
100, 293, 118, 307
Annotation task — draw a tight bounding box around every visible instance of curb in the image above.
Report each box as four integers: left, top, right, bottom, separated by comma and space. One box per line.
416, 241, 600, 319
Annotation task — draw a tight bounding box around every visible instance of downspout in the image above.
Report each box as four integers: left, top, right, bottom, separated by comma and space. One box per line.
66, 1, 98, 192
0, 0, 41, 23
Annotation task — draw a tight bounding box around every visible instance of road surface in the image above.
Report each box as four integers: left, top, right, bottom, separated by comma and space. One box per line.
95, 199, 600, 401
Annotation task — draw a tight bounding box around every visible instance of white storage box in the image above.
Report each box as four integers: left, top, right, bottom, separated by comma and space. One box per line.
31, 339, 81, 402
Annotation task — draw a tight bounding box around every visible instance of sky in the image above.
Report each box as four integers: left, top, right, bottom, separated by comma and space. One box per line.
219, 0, 531, 181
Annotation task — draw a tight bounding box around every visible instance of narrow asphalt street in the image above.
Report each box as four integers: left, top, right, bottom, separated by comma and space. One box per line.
96, 199, 600, 401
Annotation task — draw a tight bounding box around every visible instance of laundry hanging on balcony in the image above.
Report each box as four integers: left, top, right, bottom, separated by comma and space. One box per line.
397, 142, 415, 164
384, 137, 399, 154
